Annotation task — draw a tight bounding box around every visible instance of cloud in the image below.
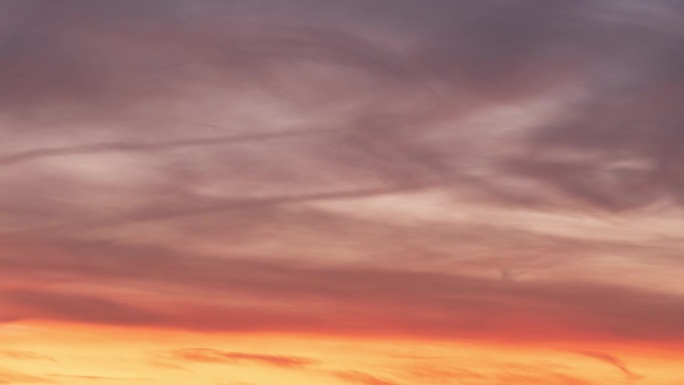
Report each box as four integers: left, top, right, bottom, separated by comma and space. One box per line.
0, 350, 54, 361
497, 371, 594, 385
332, 371, 398, 385
172, 348, 317, 369
3, 243, 684, 344
47, 374, 151, 382
0, 0, 681, 228
403, 363, 483, 383
0, 289, 164, 326
0, 0, 683, 361
574, 351, 643, 380
0, 368, 50, 384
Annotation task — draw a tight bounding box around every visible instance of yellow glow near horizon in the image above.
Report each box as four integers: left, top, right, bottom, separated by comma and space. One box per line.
2, 321, 683, 385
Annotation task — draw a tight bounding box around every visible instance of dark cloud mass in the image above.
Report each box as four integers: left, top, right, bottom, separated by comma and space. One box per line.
0, 0, 683, 348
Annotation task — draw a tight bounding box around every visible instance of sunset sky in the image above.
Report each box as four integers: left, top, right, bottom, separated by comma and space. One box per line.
1, 1, 683, 384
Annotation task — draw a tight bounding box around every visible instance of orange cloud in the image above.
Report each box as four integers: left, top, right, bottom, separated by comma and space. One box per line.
332, 371, 398, 385
172, 348, 318, 369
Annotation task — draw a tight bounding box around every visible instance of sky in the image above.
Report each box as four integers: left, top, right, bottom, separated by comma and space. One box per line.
0, 0, 683, 384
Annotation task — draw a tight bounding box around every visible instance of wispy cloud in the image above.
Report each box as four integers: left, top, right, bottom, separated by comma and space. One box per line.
0, 368, 51, 384
172, 348, 317, 369
497, 371, 594, 385
48, 374, 151, 382
0, 350, 54, 362
0, 289, 164, 326
574, 351, 643, 380
332, 371, 398, 385
403, 363, 483, 383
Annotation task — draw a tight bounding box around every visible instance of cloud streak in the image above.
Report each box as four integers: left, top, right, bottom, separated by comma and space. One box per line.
574, 351, 643, 380
332, 371, 398, 385
0, 351, 54, 362
0, 368, 50, 384
172, 348, 317, 369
